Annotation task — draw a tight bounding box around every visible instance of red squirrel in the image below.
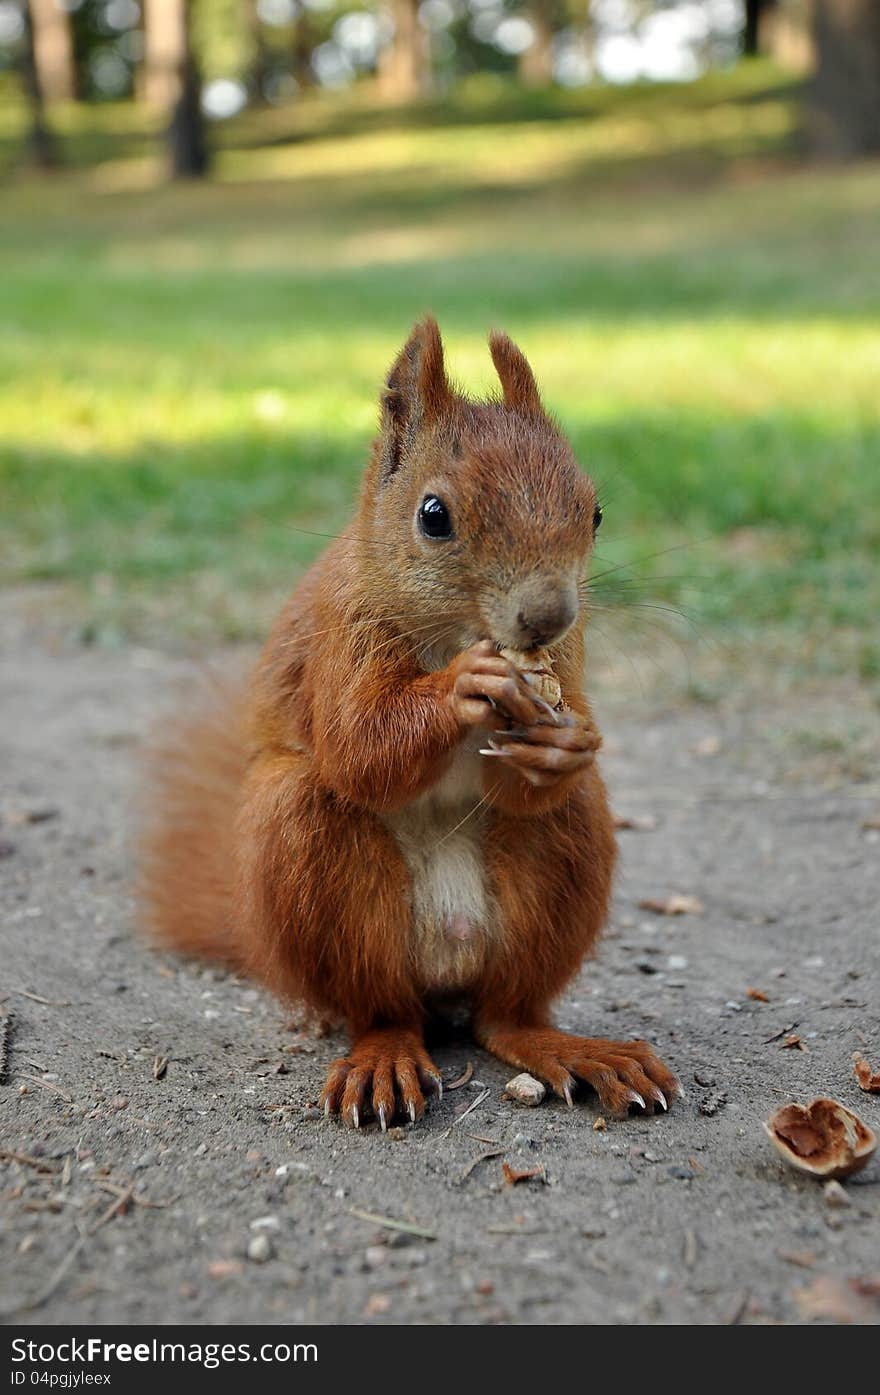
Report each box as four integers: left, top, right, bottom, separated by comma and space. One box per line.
140, 318, 679, 1127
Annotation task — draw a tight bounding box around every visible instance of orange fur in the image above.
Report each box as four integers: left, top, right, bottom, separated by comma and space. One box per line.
139, 318, 678, 1126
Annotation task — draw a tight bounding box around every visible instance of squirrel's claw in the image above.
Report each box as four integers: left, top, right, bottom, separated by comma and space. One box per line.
319, 1031, 440, 1132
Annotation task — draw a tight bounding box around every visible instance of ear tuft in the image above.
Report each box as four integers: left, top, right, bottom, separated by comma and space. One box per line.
380, 316, 452, 480
488, 330, 543, 418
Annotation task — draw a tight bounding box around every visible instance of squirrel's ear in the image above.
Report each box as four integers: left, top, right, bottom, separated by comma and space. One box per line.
489, 330, 543, 418
380, 316, 452, 480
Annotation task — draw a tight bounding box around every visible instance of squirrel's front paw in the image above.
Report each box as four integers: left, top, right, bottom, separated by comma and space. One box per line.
448, 640, 558, 731
480, 712, 601, 788
319, 1028, 442, 1130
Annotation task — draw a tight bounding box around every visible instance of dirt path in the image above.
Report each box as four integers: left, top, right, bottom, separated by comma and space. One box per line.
2, 623, 879, 1325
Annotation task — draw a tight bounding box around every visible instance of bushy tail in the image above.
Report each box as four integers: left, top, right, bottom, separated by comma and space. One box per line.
137, 685, 248, 968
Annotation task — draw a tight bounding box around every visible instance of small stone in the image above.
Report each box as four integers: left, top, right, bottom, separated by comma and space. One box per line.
194, 1142, 208, 1157
109, 1095, 129, 1111
247, 1233, 274, 1263
364, 1246, 387, 1269
245, 1149, 263, 1164
698, 1091, 727, 1117
250, 1215, 280, 1231
512, 1132, 538, 1151
132, 1152, 158, 1171
504, 1073, 546, 1107
667, 955, 688, 971
823, 1180, 851, 1208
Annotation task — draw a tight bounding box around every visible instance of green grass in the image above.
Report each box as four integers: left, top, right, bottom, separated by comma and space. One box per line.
1, 65, 879, 673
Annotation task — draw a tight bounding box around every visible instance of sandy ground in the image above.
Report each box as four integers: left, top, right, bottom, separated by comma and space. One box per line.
2, 606, 880, 1326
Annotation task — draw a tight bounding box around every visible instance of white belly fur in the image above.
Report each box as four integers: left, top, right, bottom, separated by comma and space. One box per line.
384, 735, 493, 994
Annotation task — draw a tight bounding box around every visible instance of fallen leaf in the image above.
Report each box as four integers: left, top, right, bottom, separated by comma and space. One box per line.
613, 813, 657, 832
638, 894, 704, 916
778, 1250, 816, 1269
781, 1034, 807, 1051
207, 1260, 243, 1280
794, 1275, 880, 1324
746, 987, 770, 1003
852, 1052, 880, 1094
502, 1162, 547, 1186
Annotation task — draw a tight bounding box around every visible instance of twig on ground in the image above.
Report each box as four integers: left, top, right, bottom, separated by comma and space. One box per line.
89, 1184, 135, 1233
17, 1073, 73, 1102
9, 989, 72, 1007
349, 1207, 437, 1241
0, 1232, 88, 1318
440, 1087, 489, 1140
0, 1149, 58, 1174
445, 1062, 474, 1091
459, 1149, 503, 1183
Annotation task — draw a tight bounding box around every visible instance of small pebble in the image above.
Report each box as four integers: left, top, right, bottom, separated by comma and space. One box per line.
512, 1132, 538, 1151
247, 1233, 274, 1263
505, 1073, 546, 1107
823, 1180, 851, 1208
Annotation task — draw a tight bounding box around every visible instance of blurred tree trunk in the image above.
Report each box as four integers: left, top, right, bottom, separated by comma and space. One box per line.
377, 0, 428, 102
244, 0, 269, 102
744, 0, 769, 55
29, 0, 75, 103
292, 9, 315, 89
21, 1, 59, 167
519, 0, 555, 85
810, 0, 880, 156
143, 0, 208, 177
763, 0, 813, 69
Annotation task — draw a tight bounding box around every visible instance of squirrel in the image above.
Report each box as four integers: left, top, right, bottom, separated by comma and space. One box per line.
140, 317, 679, 1128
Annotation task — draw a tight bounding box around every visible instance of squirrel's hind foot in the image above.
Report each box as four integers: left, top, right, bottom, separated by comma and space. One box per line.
480, 1025, 680, 1117
320, 1027, 443, 1130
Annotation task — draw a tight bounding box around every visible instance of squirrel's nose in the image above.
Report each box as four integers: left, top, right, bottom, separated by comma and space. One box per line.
513, 586, 578, 650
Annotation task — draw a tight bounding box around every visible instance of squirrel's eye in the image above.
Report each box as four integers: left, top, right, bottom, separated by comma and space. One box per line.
418, 494, 454, 540
593, 504, 603, 532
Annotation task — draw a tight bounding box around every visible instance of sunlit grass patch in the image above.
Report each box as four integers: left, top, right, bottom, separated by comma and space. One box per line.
0, 68, 877, 676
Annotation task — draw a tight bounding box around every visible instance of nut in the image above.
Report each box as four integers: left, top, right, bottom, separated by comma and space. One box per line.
498, 648, 562, 710
763, 1097, 877, 1180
